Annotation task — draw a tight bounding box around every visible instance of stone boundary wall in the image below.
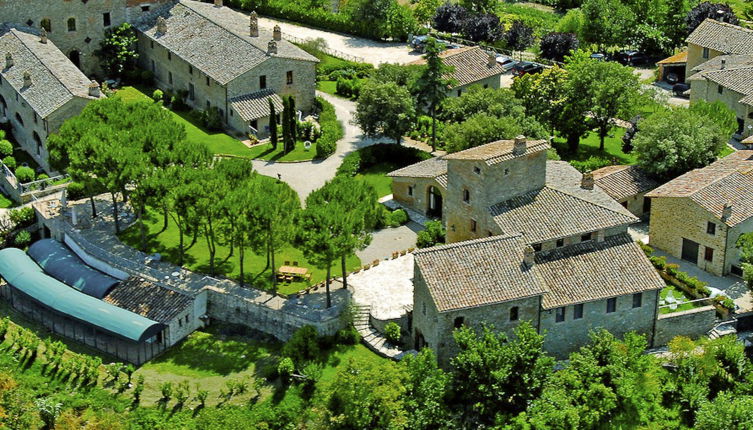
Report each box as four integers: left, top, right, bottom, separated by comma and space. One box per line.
64, 234, 130, 280
654, 305, 717, 346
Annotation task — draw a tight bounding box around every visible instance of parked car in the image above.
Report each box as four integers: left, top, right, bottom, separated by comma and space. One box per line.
410, 35, 429, 51
590, 53, 608, 62
665, 73, 679, 85
512, 61, 544, 77
615, 50, 647, 66
672, 82, 690, 97
496, 55, 517, 72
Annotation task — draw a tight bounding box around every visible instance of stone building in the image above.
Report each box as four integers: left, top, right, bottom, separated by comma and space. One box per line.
134, 0, 318, 137
646, 150, 753, 277
388, 157, 448, 222
403, 137, 664, 363
592, 165, 659, 218
409, 46, 506, 97
0, 24, 103, 172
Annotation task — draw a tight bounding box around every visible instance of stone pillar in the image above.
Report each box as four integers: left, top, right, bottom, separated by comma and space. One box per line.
157, 16, 167, 34
722, 203, 732, 221
273, 25, 282, 41
268, 40, 277, 55
5, 52, 12, 69
249, 11, 259, 37
488, 52, 496, 68
512, 135, 526, 156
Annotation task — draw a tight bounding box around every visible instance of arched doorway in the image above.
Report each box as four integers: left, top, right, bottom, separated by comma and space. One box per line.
33, 132, 42, 156
0, 94, 6, 118
69, 50, 81, 69
427, 186, 443, 218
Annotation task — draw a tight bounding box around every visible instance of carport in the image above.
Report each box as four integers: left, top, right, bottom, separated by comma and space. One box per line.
657, 51, 687, 82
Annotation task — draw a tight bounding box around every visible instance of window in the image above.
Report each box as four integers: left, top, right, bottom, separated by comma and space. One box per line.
732, 265, 744, 276
718, 84, 724, 95
14, 113, 23, 126
555, 307, 565, 323
167, 52, 171, 61
150, 60, 155, 72
473, 166, 481, 174
250, 119, 258, 130
103, 12, 111, 27
532, 243, 542, 252
704, 246, 714, 262
504, 168, 510, 176
168, 71, 173, 85
606, 297, 616, 313
33, 112, 37, 124
189, 65, 193, 75
470, 219, 477, 232
707, 222, 716, 235
150, 40, 154, 49
632, 292, 642, 308
702, 47, 709, 59
178, 318, 183, 328
456, 89, 462, 97
189, 83, 195, 100
206, 100, 210, 110
206, 76, 210, 87
286, 71, 293, 85
556, 238, 564, 248
67, 18, 76, 32
259, 75, 267, 89
142, 5, 150, 12
408, 186, 413, 196
454, 317, 464, 328
573, 303, 584, 319
462, 189, 470, 203
581, 232, 593, 242
40, 18, 51, 32
509, 306, 519, 321
422, 302, 426, 315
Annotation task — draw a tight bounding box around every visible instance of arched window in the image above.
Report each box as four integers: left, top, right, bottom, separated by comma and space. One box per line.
33, 132, 42, 155
509, 306, 519, 321
69, 50, 81, 68
14, 113, 23, 126
463, 189, 470, 203
40, 18, 51, 33
67, 18, 76, 32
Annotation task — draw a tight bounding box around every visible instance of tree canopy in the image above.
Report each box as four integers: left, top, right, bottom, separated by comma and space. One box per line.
355, 81, 416, 144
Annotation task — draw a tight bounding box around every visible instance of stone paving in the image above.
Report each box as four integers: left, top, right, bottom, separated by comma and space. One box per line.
356, 222, 420, 264
348, 254, 414, 321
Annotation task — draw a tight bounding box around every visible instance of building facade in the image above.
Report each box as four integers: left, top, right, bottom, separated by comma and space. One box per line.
592, 165, 659, 218
409, 46, 506, 97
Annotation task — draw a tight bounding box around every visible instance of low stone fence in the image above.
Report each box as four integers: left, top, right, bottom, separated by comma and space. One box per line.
654, 305, 717, 346
0, 161, 70, 204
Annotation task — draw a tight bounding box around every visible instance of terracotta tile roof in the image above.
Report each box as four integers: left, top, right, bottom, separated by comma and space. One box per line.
135, 0, 317, 85
536, 234, 664, 309
414, 234, 547, 312
691, 54, 753, 72
104, 277, 194, 323
443, 139, 549, 165
686, 19, 753, 54
646, 150, 753, 226
657, 51, 687, 65
229, 89, 283, 121
592, 165, 659, 201
410, 46, 506, 87
388, 156, 447, 184
0, 25, 99, 118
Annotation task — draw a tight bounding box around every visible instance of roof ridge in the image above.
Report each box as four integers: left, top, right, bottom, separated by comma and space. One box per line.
704, 18, 753, 34
545, 185, 637, 222
414, 232, 523, 256
179, 0, 267, 57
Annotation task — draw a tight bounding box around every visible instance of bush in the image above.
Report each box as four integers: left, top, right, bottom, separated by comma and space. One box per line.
2, 156, 16, 170
9, 206, 35, 228
336, 143, 432, 177
277, 357, 295, 380
335, 328, 360, 345
281, 325, 320, 367
14, 166, 35, 183
36, 173, 49, 181
743, 263, 753, 289
387, 209, 409, 227
171, 90, 190, 111
202, 107, 223, 132
0, 140, 12, 157
417, 221, 447, 248
314, 97, 342, 159
152, 89, 164, 103
383, 322, 401, 344
13, 230, 31, 247
569, 156, 612, 173
66, 182, 86, 200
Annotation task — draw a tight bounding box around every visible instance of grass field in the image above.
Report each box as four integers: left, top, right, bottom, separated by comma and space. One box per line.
660, 285, 704, 314
553, 129, 636, 165
119, 205, 361, 296
355, 162, 400, 198
244, 140, 316, 162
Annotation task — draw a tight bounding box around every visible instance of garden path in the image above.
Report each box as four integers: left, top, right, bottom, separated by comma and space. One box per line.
356, 221, 421, 264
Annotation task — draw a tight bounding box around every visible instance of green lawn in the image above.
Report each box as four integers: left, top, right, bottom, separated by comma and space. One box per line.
317, 80, 338, 96
244, 140, 316, 162
0, 192, 15, 208
118, 203, 360, 296
355, 162, 400, 198
553, 128, 636, 165
659, 285, 704, 314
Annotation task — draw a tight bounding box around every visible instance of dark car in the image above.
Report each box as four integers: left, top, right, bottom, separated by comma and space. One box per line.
615, 50, 647, 66
665, 73, 679, 85
512, 61, 544, 77
672, 82, 690, 97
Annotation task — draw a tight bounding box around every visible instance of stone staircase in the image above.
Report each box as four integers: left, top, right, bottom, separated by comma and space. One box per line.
353, 305, 413, 360
708, 320, 737, 340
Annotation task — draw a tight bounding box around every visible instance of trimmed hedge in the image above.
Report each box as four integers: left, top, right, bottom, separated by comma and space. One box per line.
337, 144, 432, 178
314, 97, 343, 159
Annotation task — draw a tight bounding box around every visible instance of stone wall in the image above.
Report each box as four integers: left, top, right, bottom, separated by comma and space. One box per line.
391, 176, 446, 222
621, 192, 649, 219
653, 305, 717, 346
451, 74, 502, 97
689, 77, 752, 138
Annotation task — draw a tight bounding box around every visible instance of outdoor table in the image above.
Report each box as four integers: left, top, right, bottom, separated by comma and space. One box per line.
278, 265, 309, 280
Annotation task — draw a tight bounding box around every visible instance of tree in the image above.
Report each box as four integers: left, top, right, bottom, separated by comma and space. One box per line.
346, 0, 400, 40
95, 23, 139, 78
556, 8, 586, 40
412, 0, 442, 25
581, 0, 636, 47
689, 100, 738, 137
444, 113, 547, 152
440, 86, 525, 123
696, 393, 753, 430
459, 0, 497, 14
687, 2, 739, 35
355, 81, 415, 144
402, 349, 451, 429
539, 32, 579, 63
164, 167, 202, 267
415, 37, 454, 151
433, 2, 469, 33
463, 14, 503, 42
269, 100, 278, 150
511, 66, 569, 137
632, 107, 727, 179
282, 96, 297, 154
504, 21, 535, 51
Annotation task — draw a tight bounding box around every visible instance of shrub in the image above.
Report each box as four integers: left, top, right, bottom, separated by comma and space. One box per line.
159, 382, 173, 402
14, 166, 35, 183
139, 70, 154, 85
2, 156, 16, 170
201, 107, 223, 132
282, 325, 320, 366
639, 242, 654, 256
336, 143, 432, 177
569, 156, 612, 173
171, 90, 190, 111
0, 140, 13, 158
743, 263, 753, 289
9, 206, 35, 228
387, 209, 409, 227
152, 89, 164, 103
383, 322, 401, 344
300, 362, 323, 392
36, 173, 49, 181
66, 182, 86, 200
13, 230, 31, 247
417, 221, 446, 248
277, 357, 295, 380
649, 255, 667, 271
314, 97, 342, 159
335, 327, 360, 345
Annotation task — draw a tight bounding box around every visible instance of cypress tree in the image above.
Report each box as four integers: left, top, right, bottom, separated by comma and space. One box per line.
269, 99, 278, 150
281, 97, 291, 153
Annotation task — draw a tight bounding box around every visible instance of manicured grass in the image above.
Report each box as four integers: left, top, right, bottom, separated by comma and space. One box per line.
244, 140, 316, 162
659, 285, 703, 314
719, 145, 736, 158
553, 129, 636, 165
0, 192, 15, 208
317, 80, 338, 95
355, 162, 400, 198
118, 203, 361, 296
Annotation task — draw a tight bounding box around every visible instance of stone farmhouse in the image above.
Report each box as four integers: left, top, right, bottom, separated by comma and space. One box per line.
0, 24, 103, 172
397, 138, 665, 362
685, 19, 753, 138
592, 165, 658, 218
135, 0, 318, 138
409, 46, 506, 97
646, 150, 753, 278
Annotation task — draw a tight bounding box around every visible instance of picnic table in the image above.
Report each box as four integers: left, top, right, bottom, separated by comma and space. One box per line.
278, 265, 310, 281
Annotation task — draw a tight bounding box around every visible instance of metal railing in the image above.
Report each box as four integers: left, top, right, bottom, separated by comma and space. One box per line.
283, 32, 366, 63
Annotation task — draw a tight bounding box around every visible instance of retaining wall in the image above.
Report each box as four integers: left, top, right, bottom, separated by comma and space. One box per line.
654, 305, 717, 346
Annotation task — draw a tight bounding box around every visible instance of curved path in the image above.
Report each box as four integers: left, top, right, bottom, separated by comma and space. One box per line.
251, 92, 389, 202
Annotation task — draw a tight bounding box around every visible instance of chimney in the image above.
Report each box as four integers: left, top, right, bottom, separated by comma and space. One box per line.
156, 16, 167, 34
249, 11, 259, 37
267, 40, 277, 55
596, 230, 605, 242
581, 172, 594, 190
488, 52, 496, 68
523, 245, 535, 268
512, 135, 527, 156
40, 28, 47, 44
214, 0, 223, 6
722, 202, 733, 221
273, 25, 282, 41
4, 53, 12, 69
88, 80, 101, 97
23, 71, 31, 87
721, 59, 726, 70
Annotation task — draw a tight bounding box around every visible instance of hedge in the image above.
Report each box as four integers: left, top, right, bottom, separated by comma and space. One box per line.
336, 144, 432, 178
314, 97, 343, 159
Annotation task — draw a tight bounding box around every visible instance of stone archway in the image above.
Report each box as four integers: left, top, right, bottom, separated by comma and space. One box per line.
69, 50, 81, 69
426, 186, 443, 218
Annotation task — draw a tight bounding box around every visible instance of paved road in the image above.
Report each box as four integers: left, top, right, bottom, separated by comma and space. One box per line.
251, 92, 389, 202
256, 16, 421, 65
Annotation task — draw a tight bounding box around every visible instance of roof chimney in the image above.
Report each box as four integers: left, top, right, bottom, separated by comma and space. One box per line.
581, 172, 594, 190
23, 71, 31, 87
267, 40, 277, 55
273, 25, 282, 41
214, 0, 223, 6
512, 135, 527, 156
249, 11, 259, 37
722, 202, 733, 221
523, 245, 535, 268
40, 28, 47, 44
5, 52, 12, 69
721, 59, 726, 70
488, 52, 496, 68
88, 80, 101, 97
596, 230, 605, 242
156, 16, 167, 34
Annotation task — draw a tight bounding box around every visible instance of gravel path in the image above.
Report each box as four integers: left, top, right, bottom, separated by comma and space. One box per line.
356, 221, 421, 264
